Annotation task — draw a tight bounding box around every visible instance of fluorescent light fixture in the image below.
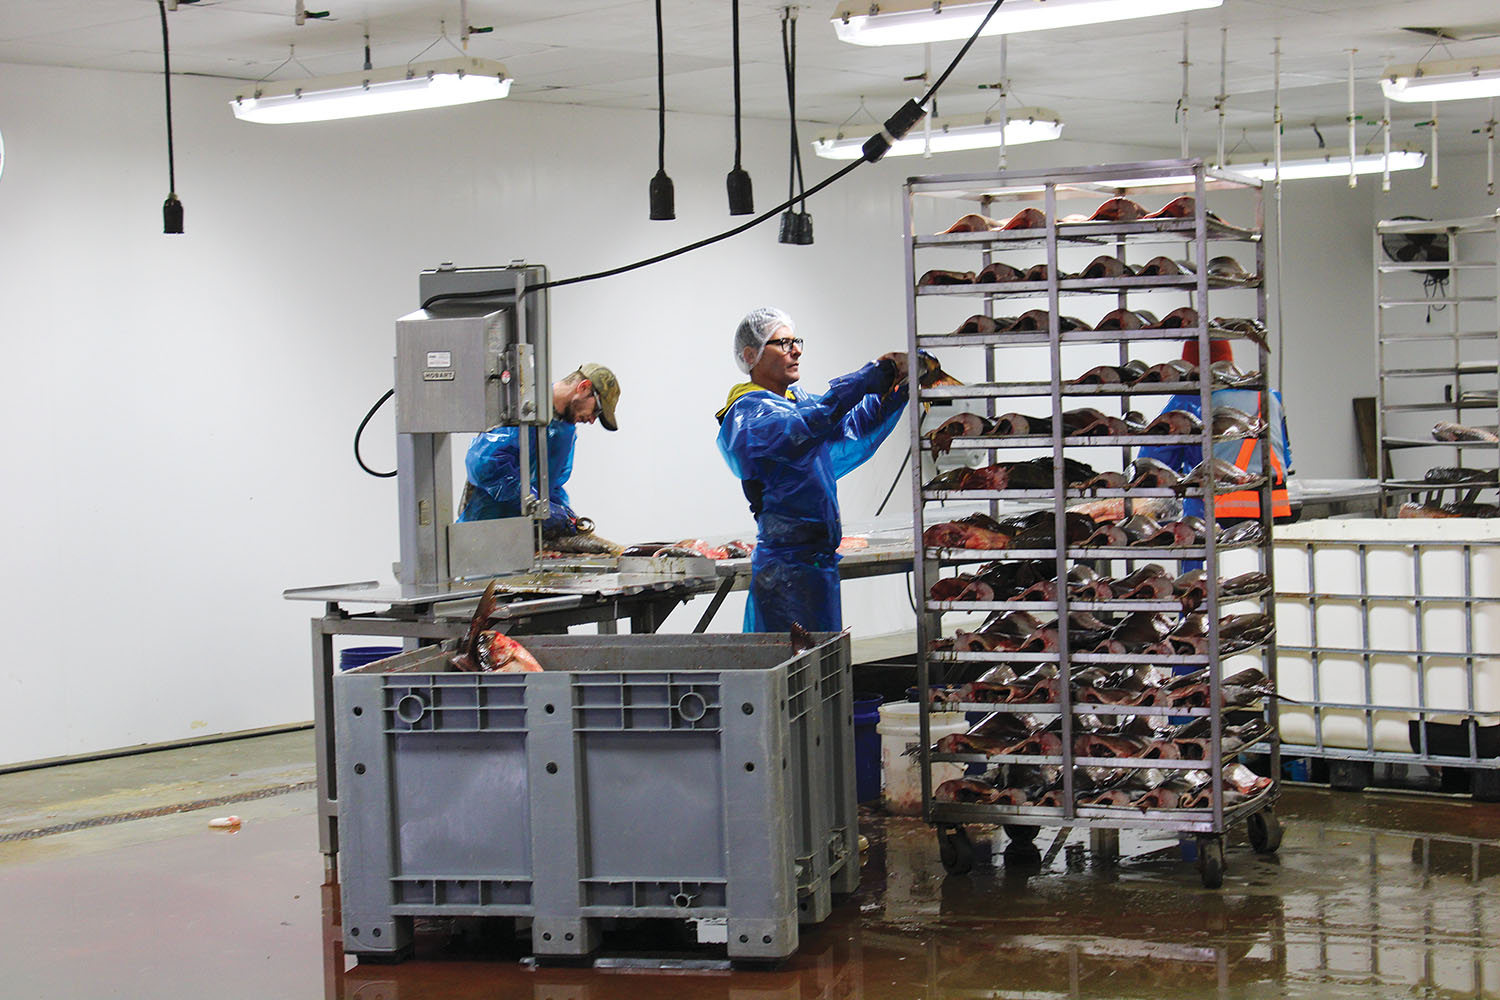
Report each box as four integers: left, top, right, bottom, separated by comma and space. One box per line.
1382, 57, 1500, 104
230, 56, 511, 124
1225, 149, 1426, 181
832, 0, 1223, 46
812, 110, 1062, 159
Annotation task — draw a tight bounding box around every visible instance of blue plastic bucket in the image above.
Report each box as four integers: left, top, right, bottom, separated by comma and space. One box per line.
853, 692, 884, 803
338, 645, 402, 672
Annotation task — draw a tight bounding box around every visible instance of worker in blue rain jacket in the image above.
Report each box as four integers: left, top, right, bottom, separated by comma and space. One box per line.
1136, 340, 1294, 525
457, 363, 622, 531
716, 307, 910, 632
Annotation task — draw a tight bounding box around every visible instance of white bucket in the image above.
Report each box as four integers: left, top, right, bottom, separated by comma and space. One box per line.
876, 701, 970, 816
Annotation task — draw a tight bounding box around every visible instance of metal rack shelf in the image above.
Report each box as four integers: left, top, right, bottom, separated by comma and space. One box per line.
1374, 212, 1500, 514
903, 159, 1282, 883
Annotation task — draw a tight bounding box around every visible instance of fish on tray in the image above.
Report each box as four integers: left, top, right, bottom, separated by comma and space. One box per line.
1424, 467, 1495, 485
1113, 563, 1173, 599
1143, 409, 1203, 436
952, 314, 1008, 335
1136, 255, 1185, 276
1205, 256, 1254, 282
932, 664, 1021, 704
941, 213, 1003, 233
1180, 763, 1274, 809
1092, 309, 1157, 333
994, 412, 1051, 436
1133, 772, 1210, 810
1128, 457, 1182, 489
1138, 516, 1207, 547
932, 777, 1010, 804
1211, 405, 1265, 437
1209, 317, 1271, 350
1070, 359, 1150, 385
1210, 360, 1262, 387
1181, 457, 1266, 491
923, 512, 1014, 550
1175, 569, 1208, 610
1148, 306, 1200, 330
918, 268, 976, 286
1219, 520, 1267, 546
1433, 421, 1500, 443
1111, 611, 1176, 651
1220, 570, 1270, 597
1082, 196, 1147, 222
448, 580, 544, 673
1080, 255, 1136, 279
928, 412, 994, 455
1077, 768, 1168, 807
1002, 207, 1048, 230
1135, 359, 1197, 383
1143, 195, 1196, 219
977, 260, 1027, 283
1010, 511, 1098, 549
929, 711, 1039, 756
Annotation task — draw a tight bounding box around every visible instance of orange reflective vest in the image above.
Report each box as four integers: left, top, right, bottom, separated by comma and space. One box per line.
1215, 395, 1290, 519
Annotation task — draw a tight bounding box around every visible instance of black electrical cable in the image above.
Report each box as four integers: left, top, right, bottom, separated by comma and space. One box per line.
158, 2, 175, 194
731, 0, 743, 171
416, 0, 1006, 309
655, 0, 666, 173
354, 388, 397, 478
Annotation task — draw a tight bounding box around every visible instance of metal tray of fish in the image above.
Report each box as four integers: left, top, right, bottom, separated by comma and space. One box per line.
934, 701, 1215, 718
923, 546, 1219, 562
926, 433, 1262, 450
918, 380, 1259, 401
928, 649, 1211, 666
917, 325, 1258, 348
928, 599, 1187, 614
928, 788, 1276, 830
922, 487, 1192, 502
913, 274, 1260, 298
1383, 437, 1500, 449
911, 217, 1259, 248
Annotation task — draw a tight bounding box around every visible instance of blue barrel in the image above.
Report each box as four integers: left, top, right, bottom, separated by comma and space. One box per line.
853, 692, 884, 803
338, 645, 403, 672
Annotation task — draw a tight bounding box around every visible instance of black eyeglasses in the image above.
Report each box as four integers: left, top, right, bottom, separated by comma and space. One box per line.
766, 337, 804, 351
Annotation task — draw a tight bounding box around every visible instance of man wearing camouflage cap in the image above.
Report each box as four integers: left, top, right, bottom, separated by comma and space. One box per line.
457, 363, 620, 532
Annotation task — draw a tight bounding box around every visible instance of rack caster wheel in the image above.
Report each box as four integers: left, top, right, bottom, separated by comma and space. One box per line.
1246, 808, 1283, 854
1197, 835, 1225, 889
937, 825, 974, 876
1002, 824, 1039, 846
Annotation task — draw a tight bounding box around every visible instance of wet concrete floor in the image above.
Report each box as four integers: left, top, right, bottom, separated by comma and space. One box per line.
1, 751, 1496, 999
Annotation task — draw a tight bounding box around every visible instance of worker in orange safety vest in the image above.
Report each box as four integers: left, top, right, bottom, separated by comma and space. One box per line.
1136, 339, 1294, 523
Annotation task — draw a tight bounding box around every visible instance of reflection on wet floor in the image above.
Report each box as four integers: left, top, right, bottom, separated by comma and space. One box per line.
322, 786, 1499, 1000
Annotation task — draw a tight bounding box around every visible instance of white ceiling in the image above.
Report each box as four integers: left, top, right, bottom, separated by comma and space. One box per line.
4, 0, 1500, 153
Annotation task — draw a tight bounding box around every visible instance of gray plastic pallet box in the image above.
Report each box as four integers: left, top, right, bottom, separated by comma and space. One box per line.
332, 632, 859, 962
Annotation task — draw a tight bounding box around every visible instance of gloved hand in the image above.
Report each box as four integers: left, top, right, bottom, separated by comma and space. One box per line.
878, 351, 910, 383
542, 503, 581, 535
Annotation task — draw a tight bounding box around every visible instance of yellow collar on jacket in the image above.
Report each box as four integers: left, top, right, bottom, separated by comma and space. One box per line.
715, 381, 793, 420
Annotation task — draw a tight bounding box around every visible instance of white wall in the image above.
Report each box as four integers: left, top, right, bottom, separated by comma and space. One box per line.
4, 56, 1496, 765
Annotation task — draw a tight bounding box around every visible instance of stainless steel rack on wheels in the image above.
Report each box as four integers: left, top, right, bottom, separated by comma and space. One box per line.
901, 159, 1282, 888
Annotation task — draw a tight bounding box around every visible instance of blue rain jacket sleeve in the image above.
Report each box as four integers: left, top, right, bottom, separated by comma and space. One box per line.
457, 420, 578, 524
717, 361, 905, 632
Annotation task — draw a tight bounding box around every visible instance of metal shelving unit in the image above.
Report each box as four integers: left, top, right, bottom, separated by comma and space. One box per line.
1375, 214, 1500, 514
902, 159, 1281, 887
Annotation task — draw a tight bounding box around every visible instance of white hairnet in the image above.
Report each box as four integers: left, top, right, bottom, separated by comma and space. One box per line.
734, 307, 794, 374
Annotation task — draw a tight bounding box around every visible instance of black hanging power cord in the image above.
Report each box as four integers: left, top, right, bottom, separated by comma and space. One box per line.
731, 0, 744, 172
655, 0, 667, 174
787, 12, 808, 210
354, 389, 397, 478
416, 1, 1006, 304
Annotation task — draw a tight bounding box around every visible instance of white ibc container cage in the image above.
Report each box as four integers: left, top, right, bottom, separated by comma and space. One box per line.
1264, 520, 1500, 760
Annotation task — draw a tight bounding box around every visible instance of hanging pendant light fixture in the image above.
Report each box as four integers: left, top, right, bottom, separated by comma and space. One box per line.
157, 0, 184, 233
779, 7, 813, 244
649, 0, 675, 220
726, 0, 754, 215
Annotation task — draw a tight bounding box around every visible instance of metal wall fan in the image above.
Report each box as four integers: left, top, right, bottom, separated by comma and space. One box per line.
1382, 215, 1451, 285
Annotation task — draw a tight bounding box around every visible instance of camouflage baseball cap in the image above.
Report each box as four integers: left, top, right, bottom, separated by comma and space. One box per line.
576, 363, 620, 431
